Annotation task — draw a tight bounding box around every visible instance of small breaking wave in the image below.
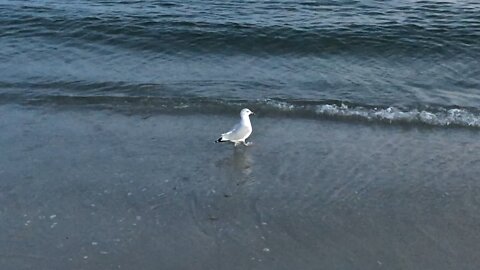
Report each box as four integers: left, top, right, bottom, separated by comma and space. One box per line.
2, 90, 480, 128
314, 103, 480, 127
263, 99, 480, 128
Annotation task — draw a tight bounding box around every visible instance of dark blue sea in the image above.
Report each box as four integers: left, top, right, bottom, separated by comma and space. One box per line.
1, 0, 479, 126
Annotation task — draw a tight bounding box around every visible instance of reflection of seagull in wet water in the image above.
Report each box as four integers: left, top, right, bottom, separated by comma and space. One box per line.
216, 108, 254, 147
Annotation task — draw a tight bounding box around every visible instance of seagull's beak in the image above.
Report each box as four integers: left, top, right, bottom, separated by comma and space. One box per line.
251, 112, 255, 115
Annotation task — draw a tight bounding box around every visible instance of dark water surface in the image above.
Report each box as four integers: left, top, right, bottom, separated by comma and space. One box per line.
1, 0, 480, 269
1, 0, 480, 126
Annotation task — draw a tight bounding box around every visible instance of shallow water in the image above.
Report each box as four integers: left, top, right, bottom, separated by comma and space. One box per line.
1, 106, 480, 269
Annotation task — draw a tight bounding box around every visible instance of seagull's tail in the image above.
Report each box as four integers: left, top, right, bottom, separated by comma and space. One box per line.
215, 137, 225, 143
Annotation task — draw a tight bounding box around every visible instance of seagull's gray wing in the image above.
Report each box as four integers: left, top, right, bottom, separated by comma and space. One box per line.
222, 122, 251, 141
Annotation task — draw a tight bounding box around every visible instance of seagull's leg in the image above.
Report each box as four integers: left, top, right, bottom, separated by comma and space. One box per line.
233, 141, 239, 147
242, 141, 253, 146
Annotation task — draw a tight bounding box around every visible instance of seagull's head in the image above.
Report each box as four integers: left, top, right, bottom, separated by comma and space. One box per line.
240, 108, 254, 117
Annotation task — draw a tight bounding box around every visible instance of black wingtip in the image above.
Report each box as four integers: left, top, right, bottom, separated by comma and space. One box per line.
215, 137, 224, 143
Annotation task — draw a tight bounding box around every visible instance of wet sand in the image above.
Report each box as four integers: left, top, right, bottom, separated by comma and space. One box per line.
1, 105, 480, 270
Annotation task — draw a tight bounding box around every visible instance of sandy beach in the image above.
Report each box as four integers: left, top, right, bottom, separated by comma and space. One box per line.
1, 105, 480, 269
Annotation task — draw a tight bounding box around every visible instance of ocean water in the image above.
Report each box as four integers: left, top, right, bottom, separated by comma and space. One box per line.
2, 1, 480, 269
1, 0, 480, 126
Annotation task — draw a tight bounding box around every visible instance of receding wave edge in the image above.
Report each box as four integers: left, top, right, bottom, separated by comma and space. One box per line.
2, 93, 480, 128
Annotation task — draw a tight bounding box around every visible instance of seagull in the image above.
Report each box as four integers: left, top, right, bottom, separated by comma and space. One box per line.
216, 108, 254, 146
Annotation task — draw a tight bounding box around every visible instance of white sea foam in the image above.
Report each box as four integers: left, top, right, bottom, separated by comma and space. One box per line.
314, 103, 480, 127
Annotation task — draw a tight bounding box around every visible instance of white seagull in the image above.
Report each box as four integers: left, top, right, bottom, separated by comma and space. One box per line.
216, 108, 255, 146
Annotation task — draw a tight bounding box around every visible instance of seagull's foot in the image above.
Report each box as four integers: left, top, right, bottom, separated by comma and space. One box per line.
243, 141, 253, 146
